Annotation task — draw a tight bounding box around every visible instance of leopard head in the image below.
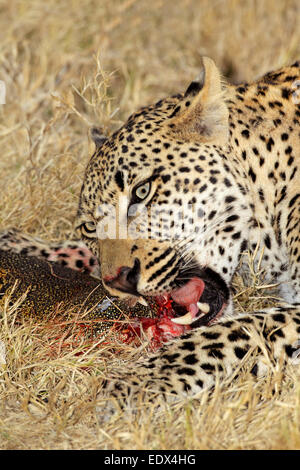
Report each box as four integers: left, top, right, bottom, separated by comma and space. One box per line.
76, 57, 251, 326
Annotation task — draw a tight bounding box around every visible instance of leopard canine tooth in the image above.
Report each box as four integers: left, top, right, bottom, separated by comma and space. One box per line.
171, 311, 194, 325
138, 297, 148, 307
197, 312, 206, 318
196, 302, 210, 313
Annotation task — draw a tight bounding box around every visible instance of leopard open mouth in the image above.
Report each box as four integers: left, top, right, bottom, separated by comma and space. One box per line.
168, 267, 230, 327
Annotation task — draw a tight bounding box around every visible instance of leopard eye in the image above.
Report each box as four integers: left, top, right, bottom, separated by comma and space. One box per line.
81, 221, 96, 236
134, 181, 151, 201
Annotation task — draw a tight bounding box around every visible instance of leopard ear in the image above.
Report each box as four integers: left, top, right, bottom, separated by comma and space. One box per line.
168, 57, 229, 144
90, 127, 108, 149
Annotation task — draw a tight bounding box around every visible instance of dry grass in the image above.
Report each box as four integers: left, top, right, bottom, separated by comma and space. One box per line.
1, 0, 300, 450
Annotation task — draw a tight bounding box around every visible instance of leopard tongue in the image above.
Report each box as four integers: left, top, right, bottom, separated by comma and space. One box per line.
170, 277, 205, 306
170, 277, 206, 325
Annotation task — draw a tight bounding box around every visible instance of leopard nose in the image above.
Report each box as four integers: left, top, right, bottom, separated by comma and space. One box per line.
104, 258, 140, 296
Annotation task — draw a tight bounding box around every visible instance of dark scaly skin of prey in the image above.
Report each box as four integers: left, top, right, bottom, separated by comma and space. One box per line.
0, 249, 157, 335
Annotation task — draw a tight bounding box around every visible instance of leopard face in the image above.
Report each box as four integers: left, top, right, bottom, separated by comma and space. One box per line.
77, 58, 254, 326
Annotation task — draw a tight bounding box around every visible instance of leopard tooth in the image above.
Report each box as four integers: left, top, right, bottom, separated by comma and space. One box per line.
138, 297, 148, 307
196, 302, 210, 313
197, 312, 207, 318
171, 311, 194, 325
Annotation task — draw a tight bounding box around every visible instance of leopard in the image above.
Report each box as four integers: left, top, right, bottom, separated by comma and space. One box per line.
76, 56, 300, 409
1, 57, 300, 414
